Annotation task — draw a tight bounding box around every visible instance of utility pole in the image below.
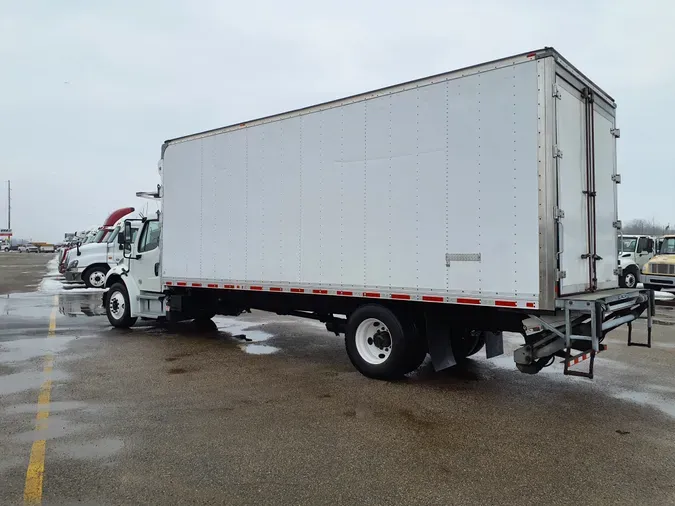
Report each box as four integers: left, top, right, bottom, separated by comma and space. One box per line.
7, 180, 10, 231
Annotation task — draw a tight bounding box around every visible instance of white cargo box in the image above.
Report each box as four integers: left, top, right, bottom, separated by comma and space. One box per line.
160, 48, 620, 312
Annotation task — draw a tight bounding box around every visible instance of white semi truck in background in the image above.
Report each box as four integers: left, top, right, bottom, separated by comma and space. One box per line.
64, 209, 139, 288
617, 235, 657, 288
104, 48, 653, 380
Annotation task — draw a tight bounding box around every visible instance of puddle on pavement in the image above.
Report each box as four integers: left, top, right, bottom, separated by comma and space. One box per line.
5, 401, 90, 414
0, 334, 83, 364
212, 316, 274, 342
12, 415, 91, 443
0, 291, 106, 318
0, 369, 69, 396
51, 437, 124, 461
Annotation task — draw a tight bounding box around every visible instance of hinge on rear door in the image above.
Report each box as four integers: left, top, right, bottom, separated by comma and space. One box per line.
610, 128, 621, 138
552, 83, 562, 99
553, 146, 563, 159
613, 267, 622, 276
613, 220, 622, 230
554, 207, 565, 220
557, 270, 567, 280
611, 174, 621, 183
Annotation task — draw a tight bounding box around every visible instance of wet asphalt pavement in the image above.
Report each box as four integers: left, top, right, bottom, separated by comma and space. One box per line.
1, 255, 675, 505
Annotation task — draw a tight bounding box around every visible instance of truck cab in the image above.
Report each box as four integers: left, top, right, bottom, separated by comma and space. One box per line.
617, 235, 656, 288
103, 216, 163, 326
641, 235, 675, 292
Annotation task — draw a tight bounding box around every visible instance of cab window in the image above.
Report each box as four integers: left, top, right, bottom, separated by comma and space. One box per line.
138, 221, 161, 253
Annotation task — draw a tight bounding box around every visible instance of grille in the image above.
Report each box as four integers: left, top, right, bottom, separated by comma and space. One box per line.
651, 263, 675, 275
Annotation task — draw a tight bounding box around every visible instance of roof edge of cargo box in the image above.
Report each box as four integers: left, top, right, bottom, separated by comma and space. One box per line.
161, 47, 615, 153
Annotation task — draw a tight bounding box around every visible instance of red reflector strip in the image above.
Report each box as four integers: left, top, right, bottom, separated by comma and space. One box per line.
270, 287, 282, 292
526, 302, 536, 308
224, 284, 235, 289
337, 290, 353, 296
363, 292, 380, 298
526, 51, 537, 58
290, 288, 305, 293
422, 295, 444, 302
457, 297, 480, 305
192, 283, 202, 287
207, 283, 218, 288
391, 294, 410, 300
495, 300, 517, 307
165, 281, 173, 286
176, 282, 187, 287
250, 286, 263, 291
312, 289, 328, 294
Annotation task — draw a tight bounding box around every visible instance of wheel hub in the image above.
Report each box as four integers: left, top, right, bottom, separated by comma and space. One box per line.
109, 291, 125, 319
355, 319, 393, 365
371, 329, 391, 349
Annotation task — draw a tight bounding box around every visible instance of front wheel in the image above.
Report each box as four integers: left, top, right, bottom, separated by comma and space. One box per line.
83, 265, 109, 289
345, 305, 426, 380
619, 267, 639, 288
105, 283, 137, 328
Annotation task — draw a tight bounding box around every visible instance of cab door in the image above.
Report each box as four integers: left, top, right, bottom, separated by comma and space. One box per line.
134, 220, 162, 293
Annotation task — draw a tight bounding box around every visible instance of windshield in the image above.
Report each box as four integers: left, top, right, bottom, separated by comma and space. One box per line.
93, 228, 106, 243
661, 238, 675, 254
106, 226, 120, 243
619, 237, 637, 253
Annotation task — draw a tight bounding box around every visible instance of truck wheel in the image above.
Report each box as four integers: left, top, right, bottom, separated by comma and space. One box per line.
83, 266, 109, 289
106, 283, 137, 328
345, 305, 425, 380
619, 266, 639, 288
451, 329, 485, 362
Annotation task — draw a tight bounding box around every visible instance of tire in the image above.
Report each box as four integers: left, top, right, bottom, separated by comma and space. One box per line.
465, 330, 486, 358
105, 282, 137, 328
619, 266, 639, 288
345, 305, 425, 380
83, 265, 109, 289
451, 329, 486, 362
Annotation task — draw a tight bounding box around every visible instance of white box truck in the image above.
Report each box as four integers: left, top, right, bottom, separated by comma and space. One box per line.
104, 48, 653, 380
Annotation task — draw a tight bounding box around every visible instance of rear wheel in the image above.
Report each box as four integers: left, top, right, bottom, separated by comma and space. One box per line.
106, 283, 137, 328
83, 265, 109, 289
345, 305, 426, 380
451, 329, 486, 362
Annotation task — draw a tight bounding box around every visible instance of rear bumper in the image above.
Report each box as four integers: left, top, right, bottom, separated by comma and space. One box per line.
641, 274, 675, 288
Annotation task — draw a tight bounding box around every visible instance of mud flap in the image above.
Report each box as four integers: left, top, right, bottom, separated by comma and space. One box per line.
484, 331, 504, 358
425, 317, 456, 371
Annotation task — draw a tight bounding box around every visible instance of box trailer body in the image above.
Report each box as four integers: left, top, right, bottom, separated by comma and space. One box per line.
105, 48, 653, 380
160, 48, 617, 310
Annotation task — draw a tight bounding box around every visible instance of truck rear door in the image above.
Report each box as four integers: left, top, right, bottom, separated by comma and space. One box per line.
554, 75, 619, 295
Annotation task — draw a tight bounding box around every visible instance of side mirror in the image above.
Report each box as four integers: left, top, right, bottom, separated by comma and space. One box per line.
117, 232, 125, 245
124, 221, 132, 243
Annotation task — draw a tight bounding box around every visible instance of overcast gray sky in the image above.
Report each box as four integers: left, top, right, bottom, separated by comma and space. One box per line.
1, 0, 673, 242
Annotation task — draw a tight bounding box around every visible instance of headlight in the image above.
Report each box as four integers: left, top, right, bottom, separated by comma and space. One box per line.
68, 260, 78, 269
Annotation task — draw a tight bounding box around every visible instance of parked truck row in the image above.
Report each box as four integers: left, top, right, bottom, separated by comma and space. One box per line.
59, 207, 137, 287
93, 48, 655, 381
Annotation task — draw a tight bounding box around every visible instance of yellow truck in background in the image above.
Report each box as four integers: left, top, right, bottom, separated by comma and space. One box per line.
642, 236, 675, 291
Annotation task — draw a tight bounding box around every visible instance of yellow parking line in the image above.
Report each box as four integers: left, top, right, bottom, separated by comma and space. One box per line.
23, 296, 59, 505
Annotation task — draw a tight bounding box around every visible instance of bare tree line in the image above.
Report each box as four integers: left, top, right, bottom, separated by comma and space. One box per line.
623, 219, 673, 235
